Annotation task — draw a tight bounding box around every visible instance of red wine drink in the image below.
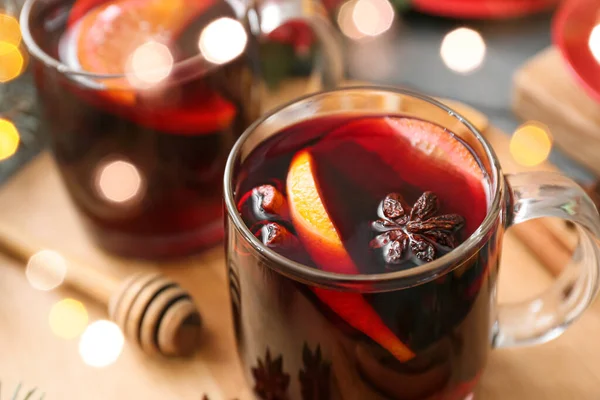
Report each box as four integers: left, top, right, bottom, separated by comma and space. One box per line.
21, 0, 342, 259
225, 87, 600, 400
232, 112, 492, 399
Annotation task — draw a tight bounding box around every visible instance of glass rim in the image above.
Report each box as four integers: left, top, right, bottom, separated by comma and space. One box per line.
223, 85, 504, 290
19, 0, 228, 80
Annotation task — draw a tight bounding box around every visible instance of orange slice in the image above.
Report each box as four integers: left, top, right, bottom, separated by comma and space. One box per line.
68, 0, 109, 27
75, 0, 207, 78
321, 117, 484, 184
386, 117, 483, 181
287, 149, 415, 362
315, 117, 488, 234
287, 149, 355, 274
69, 0, 237, 134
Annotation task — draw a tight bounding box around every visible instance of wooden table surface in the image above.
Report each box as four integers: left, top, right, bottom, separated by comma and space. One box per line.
1, 105, 600, 399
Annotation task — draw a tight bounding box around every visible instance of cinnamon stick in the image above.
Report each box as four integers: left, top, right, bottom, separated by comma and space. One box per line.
513, 182, 600, 277
510, 219, 573, 277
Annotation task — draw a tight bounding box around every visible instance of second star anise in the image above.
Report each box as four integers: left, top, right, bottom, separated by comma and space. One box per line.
298, 344, 331, 400
251, 348, 290, 400
370, 191, 465, 264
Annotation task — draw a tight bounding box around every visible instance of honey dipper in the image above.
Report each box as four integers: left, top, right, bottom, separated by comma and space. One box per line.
0, 224, 202, 358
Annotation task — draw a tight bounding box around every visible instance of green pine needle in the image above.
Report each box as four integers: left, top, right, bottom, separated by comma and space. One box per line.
11, 382, 21, 400
0, 382, 44, 400
22, 389, 37, 400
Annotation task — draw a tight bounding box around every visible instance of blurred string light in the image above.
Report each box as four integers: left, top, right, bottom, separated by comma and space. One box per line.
0, 12, 25, 83
0, 13, 21, 46
440, 27, 486, 74
49, 298, 89, 340
95, 159, 144, 204
198, 17, 248, 65
0, 13, 24, 164
79, 320, 124, 368
0, 118, 19, 161
338, 0, 395, 40
589, 24, 600, 64
26, 250, 68, 291
260, 4, 281, 34
338, 1, 365, 40
126, 40, 174, 89
510, 121, 553, 167
352, 0, 394, 37
0, 42, 24, 82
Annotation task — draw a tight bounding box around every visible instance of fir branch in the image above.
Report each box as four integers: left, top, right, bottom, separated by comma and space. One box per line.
10, 382, 20, 400
0, 382, 45, 400
22, 388, 37, 400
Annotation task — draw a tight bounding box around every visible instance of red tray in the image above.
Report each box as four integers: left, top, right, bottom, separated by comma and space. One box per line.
412, 0, 558, 19
553, 0, 600, 103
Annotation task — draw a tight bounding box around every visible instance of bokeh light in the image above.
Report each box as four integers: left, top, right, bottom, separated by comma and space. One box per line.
26, 250, 68, 291
589, 24, 600, 64
352, 0, 395, 37
0, 13, 21, 47
0, 118, 20, 161
126, 41, 174, 88
95, 159, 144, 204
440, 27, 486, 74
199, 17, 248, 64
0, 42, 24, 82
260, 4, 281, 34
49, 299, 89, 339
79, 320, 125, 368
510, 122, 553, 167
338, 1, 365, 40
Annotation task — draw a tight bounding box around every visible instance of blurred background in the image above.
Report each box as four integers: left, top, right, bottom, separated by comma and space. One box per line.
1, 0, 595, 186
2, 0, 600, 398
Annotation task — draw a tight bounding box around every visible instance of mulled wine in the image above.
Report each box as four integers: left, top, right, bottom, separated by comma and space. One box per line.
25, 0, 260, 258
229, 114, 499, 399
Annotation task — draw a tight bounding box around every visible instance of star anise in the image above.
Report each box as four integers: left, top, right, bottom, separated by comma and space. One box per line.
298, 344, 331, 400
370, 192, 465, 264
251, 348, 290, 400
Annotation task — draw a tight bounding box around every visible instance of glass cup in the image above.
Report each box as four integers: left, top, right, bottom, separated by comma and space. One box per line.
223, 87, 600, 399
20, 0, 343, 259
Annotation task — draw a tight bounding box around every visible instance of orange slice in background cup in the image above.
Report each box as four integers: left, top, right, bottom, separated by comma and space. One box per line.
68, 0, 237, 134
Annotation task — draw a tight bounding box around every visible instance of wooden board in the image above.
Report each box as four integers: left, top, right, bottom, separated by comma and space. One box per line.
0, 153, 251, 399
512, 46, 600, 175
0, 105, 599, 399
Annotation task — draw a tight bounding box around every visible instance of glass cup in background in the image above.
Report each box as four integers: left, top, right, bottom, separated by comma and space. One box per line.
19, 0, 343, 259
224, 87, 600, 399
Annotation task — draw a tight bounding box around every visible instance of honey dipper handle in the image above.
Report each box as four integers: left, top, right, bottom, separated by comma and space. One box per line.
0, 224, 119, 303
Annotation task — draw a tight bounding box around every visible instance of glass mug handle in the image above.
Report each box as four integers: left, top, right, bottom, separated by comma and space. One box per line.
494, 172, 600, 348
257, 0, 345, 89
